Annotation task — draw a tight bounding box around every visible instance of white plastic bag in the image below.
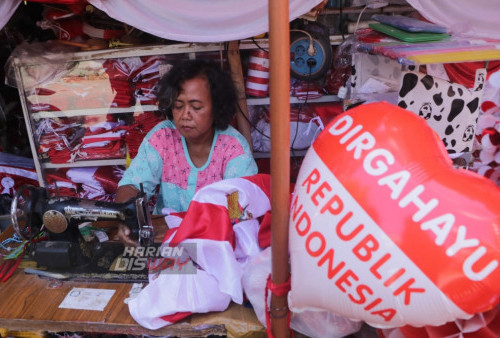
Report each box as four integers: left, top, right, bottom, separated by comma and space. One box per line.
242, 247, 362, 338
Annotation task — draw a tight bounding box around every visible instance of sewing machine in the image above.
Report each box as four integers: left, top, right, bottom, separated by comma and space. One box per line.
9, 185, 154, 278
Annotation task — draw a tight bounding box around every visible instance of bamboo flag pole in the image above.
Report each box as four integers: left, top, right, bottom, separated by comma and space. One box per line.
269, 0, 291, 336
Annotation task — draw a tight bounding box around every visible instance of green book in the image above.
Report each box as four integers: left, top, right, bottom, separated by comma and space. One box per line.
369, 23, 450, 43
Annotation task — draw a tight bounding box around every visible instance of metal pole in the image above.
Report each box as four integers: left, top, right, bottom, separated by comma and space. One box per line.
269, 0, 291, 336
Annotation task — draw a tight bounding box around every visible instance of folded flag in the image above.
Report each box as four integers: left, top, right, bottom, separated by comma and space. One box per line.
128, 174, 272, 329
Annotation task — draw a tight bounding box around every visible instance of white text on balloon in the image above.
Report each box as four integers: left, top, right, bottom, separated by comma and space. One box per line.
328, 115, 499, 282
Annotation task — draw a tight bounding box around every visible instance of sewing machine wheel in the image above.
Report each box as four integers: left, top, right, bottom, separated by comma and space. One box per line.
10, 184, 43, 240
42, 210, 68, 233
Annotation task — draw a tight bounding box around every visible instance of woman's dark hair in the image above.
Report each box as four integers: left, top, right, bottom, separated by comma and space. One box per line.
156, 59, 238, 130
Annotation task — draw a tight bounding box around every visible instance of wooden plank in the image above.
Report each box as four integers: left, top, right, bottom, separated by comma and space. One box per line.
0, 271, 236, 336
227, 40, 253, 152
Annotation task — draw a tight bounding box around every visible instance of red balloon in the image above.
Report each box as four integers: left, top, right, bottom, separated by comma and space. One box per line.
289, 102, 500, 328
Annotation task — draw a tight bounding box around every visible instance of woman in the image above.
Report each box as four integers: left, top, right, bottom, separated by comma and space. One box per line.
116, 59, 257, 245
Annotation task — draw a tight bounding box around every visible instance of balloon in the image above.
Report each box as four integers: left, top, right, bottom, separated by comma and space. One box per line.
288, 102, 500, 328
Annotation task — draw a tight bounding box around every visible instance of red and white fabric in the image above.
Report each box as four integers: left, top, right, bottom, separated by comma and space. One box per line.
36, 118, 129, 164
45, 169, 78, 196
81, 130, 126, 145
468, 68, 500, 186
0, 153, 38, 196
65, 166, 123, 201
36, 118, 84, 163
128, 174, 272, 329
130, 55, 166, 83
291, 78, 326, 100
82, 21, 125, 40
76, 122, 128, 161
130, 56, 168, 105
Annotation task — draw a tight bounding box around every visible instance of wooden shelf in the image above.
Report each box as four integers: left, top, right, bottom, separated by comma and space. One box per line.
15, 37, 344, 186
31, 95, 341, 119
247, 94, 340, 106
42, 158, 126, 169
32, 105, 157, 120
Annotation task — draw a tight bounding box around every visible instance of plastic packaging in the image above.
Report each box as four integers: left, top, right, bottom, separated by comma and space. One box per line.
242, 247, 362, 338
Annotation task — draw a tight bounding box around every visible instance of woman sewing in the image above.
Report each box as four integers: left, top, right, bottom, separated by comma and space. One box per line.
115, 59, 257, 245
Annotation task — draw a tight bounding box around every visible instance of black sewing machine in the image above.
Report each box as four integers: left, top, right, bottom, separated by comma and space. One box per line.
10, 185, 154, 280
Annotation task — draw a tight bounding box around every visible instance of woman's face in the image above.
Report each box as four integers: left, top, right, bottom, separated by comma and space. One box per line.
172, 75, 215, 144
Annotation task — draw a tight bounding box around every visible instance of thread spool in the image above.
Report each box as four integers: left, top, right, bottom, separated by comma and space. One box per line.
246, 50, 270, 97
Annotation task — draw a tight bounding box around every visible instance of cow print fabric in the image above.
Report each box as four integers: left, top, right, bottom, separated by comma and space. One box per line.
398, 68, 486, 154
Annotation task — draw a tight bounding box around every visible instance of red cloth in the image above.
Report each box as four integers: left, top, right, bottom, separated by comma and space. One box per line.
125, 111, 163, 158
45, 170, 78, 196
444, 61, 500, 88
76, 140, 125, 160
48, 146, 74, 163
309, 102, 344, 127
163, 174, 272, 247
93, 166, 124, 194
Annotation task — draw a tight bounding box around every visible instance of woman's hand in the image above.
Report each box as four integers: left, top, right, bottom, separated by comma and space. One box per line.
115, 184, 141, 247
115, 223, 139, 247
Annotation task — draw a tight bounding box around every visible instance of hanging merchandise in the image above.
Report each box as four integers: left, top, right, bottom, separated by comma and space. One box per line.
289, 102, 500, 328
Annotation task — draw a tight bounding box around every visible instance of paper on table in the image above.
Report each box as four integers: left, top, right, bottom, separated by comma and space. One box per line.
59, 287, 116, 311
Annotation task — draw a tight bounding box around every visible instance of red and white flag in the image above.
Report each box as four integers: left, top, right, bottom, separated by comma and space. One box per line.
128, 174, 272, 329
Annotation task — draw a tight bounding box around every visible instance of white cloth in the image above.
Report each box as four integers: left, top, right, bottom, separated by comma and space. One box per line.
87, 0, 322, 42
242, 247, 363, 337
406, 0, 500, 40
0, 0, 21, 31
3, 1, 498, 42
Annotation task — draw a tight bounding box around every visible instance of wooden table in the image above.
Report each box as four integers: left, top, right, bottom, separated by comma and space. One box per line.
0, 268, 266, 337
0, 221, 265, 337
